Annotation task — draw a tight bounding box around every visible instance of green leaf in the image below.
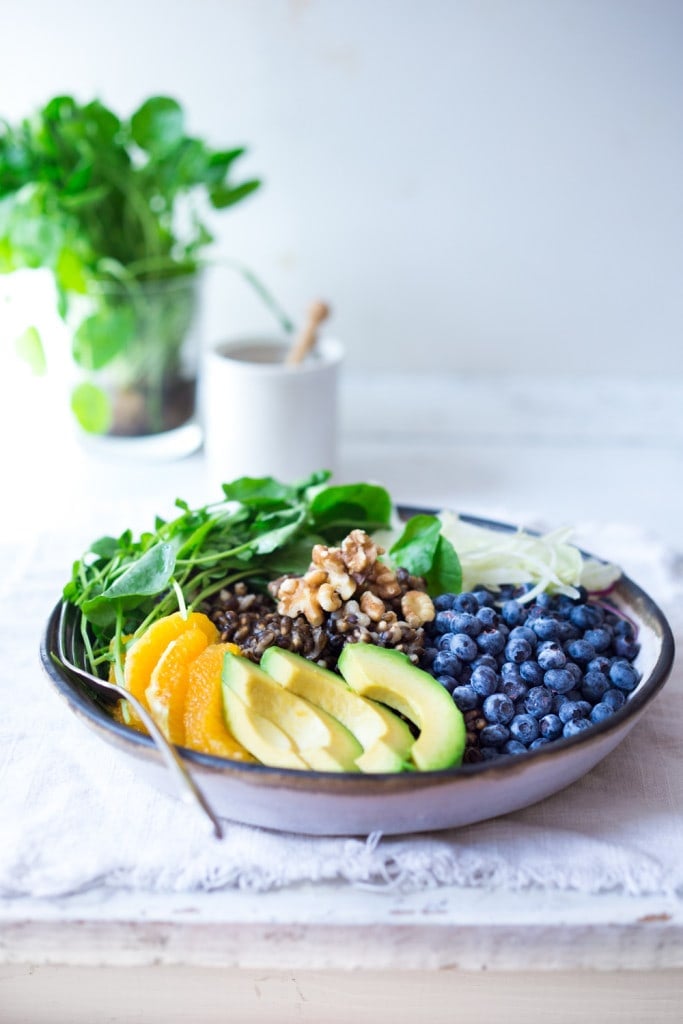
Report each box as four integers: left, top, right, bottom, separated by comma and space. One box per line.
205, 148, 246, 185
389, 515, 442, 577
81, 542, 176, 625
72, 305, 136, 370
309, 483, 393, 532
88, 536, 121, 559
81, 100, 120, 144
221, 476, 299, 508
15, 325, 46, 375
56, 246, 88, 293
41, 95, 78, 123
425, 536, 462, 596
70, 381, 111, 433
131, 96, 184, 154
209, 179, 260, 209
390, 515, 462, 596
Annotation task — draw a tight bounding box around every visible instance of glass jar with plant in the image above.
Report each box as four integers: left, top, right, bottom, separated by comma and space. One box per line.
0, 94, 290, 449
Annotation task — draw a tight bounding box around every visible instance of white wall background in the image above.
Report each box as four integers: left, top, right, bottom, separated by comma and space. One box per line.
1, 0, 681, 375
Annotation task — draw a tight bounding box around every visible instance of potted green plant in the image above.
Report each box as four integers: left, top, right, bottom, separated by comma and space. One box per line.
0, 94, 289, 443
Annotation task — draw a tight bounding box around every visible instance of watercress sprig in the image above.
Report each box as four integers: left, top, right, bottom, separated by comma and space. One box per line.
65, 472, 397, 676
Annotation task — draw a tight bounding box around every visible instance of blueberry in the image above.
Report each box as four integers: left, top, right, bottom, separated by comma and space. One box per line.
501, 676, 528, 702
451, 684, 479, 711
525, 686, 554, 718
613, 618, 635, 638
501, 661, 523, 683
434, 593, 458, 611
565, 663, 584, 686
615, 636, 640, 659
529, 737, 551, 750
501, 600, 525, 627
482, 693, 515, 725
435, 674, 456, 692
449, 633, 479, 662
558, 700, 588, 724
583, 627, 612, 652
562, 718, 593, 738
480, 723, 510, 747
470, 665, 499, 697
437, 632, 455, 651
558, 620, 581, 641
451, 612, 482, 637
554, 595, 576, 617
454, 592, 479, 613
536, 592, 554, 609
476, 606, 498, 627
480, 746, 503, 761
510, 713, 540, 744
503, 740, 527, 755
537, 642, 567, 670
477, 628, 507, 656
519, 660, 544, 686
609, 659, 640, 692
432, 651, 462, 678
587, 655, 612, 675
531, 616, 562, 641
581, 670, 610, 702
472, 588, 495, 607
539, 713, 563, 740
473, 653, 498, 671
603, 688, 626, 710
590, 702, 614, 724
565, 638, 597, 664
509, 625, 538, 649
505, 637, 533, 664
543, 668, 575, 694
570, 604, 602, 630
434, 610, 459, 634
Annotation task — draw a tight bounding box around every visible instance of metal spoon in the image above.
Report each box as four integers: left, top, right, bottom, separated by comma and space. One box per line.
55, 601, 224, 839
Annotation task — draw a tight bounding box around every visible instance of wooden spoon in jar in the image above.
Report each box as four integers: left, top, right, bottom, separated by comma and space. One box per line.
285, 300, 331, 365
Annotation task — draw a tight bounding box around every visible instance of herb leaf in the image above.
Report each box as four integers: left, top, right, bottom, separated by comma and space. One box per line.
389, 514, 462, 596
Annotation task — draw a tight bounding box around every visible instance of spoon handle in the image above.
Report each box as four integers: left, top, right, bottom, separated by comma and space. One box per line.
57, 602, 224, 839
286, 300, 330, 365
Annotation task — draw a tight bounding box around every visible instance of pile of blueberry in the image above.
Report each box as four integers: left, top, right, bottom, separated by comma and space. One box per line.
420, 585, 641, 761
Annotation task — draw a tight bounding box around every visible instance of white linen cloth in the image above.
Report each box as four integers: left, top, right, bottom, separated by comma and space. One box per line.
1, 522, 681, 899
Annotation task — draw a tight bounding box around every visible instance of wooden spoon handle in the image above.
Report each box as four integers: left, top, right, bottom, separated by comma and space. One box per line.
286, 300, 330, 365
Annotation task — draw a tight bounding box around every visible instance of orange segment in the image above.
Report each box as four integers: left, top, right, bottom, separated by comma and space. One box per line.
122, 611, 218, 725
184, 644, 256, 762
145, 627, 211, 744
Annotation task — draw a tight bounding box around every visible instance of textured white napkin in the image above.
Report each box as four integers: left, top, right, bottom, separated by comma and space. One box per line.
1, 522, 681, 899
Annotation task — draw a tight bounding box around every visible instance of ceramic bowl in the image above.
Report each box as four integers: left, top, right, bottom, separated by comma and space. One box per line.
40, 512, 675, 836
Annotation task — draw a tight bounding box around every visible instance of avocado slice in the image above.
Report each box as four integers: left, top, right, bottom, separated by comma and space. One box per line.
222, 687, 310, 770
260, 647, 415, 773
222, 652, 362, 772
337, 643, 466, 770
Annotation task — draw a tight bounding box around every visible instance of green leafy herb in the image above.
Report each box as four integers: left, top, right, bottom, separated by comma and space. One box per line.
0, 94, 260, 286
0, 94, 292, 432
389, 514, 462, 596
66, 472, 394, 678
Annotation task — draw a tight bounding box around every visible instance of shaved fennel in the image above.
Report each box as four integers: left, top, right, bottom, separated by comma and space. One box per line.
437, 511, 620, 602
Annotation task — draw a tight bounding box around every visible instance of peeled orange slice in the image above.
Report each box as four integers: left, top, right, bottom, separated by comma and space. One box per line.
121, 611, 218, 726
145, 627, 212, 744
184, 643, 257, 762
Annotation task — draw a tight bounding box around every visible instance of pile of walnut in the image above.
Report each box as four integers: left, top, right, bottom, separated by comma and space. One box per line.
207, 529, 435, 670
